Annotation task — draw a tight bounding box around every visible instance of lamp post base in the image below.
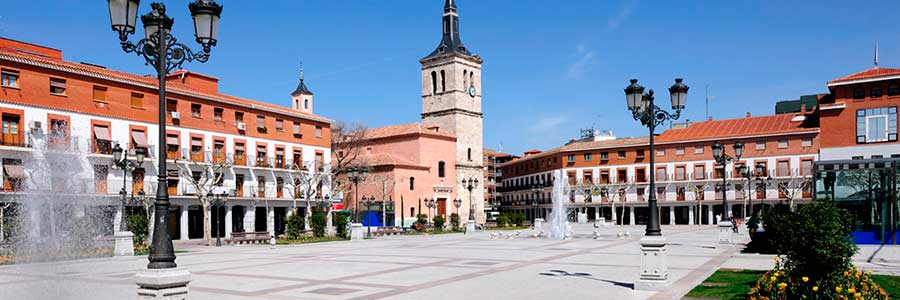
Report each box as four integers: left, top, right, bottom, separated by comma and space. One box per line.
350, 223, 364, 241
635, 235, 670, 291
135, 268, 191, 300
114, 231, 135, 257
718, 221, 733, 245
533, 218, 544, 232
465, 220, 476, 235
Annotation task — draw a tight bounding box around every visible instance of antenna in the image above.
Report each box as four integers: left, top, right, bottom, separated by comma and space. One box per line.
705, 84, 709, 120
875, 43, 880, 67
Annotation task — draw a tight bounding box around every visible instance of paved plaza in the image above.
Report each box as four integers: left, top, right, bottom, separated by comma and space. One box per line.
0, 224, 898, 300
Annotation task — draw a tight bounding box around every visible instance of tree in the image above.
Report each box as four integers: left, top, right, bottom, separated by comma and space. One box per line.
602, 180, 633, 225
176, 158, 230, 246
330, 122, 368, 204
285, 159, 328, 230
682, 175, 710, 225
368, 173, 395, 226
777, 169, 812, 212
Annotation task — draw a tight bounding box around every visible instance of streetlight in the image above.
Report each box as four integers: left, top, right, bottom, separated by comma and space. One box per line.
753, 163, 773, 214
530, 182, 543, 222
206, 190, 227, 247
462, 178, 479, 234
346, 166, 368, 223
425, 198, 436, 226
711, 141, 744, 244
112, 143, 146, 231
108, 0, 222, 273
624, 78, 688, 291
363, 195, 375, 237
385, 198, 395, 227
453, 198, 462, 216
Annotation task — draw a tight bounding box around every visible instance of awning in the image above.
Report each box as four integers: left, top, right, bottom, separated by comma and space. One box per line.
4, 165, 26, 178
235, 144, 245, 151
276, 149, 284, 155
132, 131, 150, 147
191, 139, 202, 146
166, 136, 179, 145
93, 126, 110, 141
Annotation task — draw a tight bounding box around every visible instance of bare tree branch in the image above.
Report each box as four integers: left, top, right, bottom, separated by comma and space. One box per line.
177, 158, 231, 246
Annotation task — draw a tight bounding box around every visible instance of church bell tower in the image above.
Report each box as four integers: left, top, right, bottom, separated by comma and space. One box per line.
420, 0, 485, 224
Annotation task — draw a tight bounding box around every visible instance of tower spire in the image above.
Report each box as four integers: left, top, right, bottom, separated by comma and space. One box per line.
300, 61, 305, 81
423, 0, 473, 60
291, 62, 313, 96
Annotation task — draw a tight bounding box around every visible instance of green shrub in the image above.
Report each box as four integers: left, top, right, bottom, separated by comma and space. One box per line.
433, 215, 445, 231
749, 200, 868, 299
334, 211, 351, 239
285, 214, 305, 240
510, 213, 526, 227
497, 214, 510, 227
310, 212, 327, 237
126, 213, 149, 247
450, 213, 460, 230
414, 214, 428, 231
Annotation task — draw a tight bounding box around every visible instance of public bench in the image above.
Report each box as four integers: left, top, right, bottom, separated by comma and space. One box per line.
225, 231, 270, 245
372, 226, 404, 237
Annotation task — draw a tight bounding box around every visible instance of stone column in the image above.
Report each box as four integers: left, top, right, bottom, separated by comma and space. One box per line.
114, 206, 124, 233
668, 207, 675, 225
611, 205, 618, 224
594, 206, 600, 222
688, 206, 694, 225
629, 207, 635, 225
267, 207, 275, 235
707, 206, 714, 225
243, 205, 255, 233
224, 205, 233, 239
179, 206, 189, 241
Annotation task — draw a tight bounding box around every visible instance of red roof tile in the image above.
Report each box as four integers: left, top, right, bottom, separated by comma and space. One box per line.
358, 153, 427, 169
0, 45, 332, 123
656, 114, 816, 143
828, 67, 900, 85
363, 123, 456, 140
560, 137, 649, 152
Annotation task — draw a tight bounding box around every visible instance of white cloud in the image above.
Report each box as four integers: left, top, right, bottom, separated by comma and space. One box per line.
607, 0, 640, 31
565, 44, 597, 79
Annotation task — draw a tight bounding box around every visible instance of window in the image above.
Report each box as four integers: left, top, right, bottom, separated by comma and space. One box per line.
275, 119, 284, 132
656, 149, 665, 157
801, 138, 813, 147
431, 71, 437, 94
257, 177, 266, 198
636, 150, 645, 159
0, 69, 19, 88
755, 141, 766, 150
166, 99, 177, 112
191, 104, 201, 118
777, 140, 788, 149
304, 99, 309, 109
50, 78, 66, 95
467, 148, 472, 161
694, 146, 704, 154
235, 112, 244, 123
166, 134, 179, 159
276, 177, 284, 198
234, 142, 246, 165
675, 166, 685, 181
438, 161, 446, 178
92, 86, 107, 102
694, 165, 706, 180
91, 124, 111, 154
857, 107, 898, 143
213, 140, 225, 162
275, 148, 285, 168
567, 155, 575, 163
190, 137, 203, 161
617, 151, 626, 159
315, 126, 323, 138
872, 86, 883, 98
93, 165, 109, 194
853, 87, 866, 99
800, 160, 813, 176
409, 177, 415, 191
441, 70, 446, 93
584, 153, 592, 161
48, 118, 68, 148
675, 147, 685, 155
256, 115, 266, 130
130, 93, 143, 108
600, 152, 608, 161
293, 122, 302, 137
656, 167, 667, 181
889, 84, 900, 96
213, 107, 223, 121
755, 162, 768, 177
777, 160, 790, 177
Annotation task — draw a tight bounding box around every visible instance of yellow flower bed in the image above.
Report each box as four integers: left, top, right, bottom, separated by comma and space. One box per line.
750, 261, 888, 300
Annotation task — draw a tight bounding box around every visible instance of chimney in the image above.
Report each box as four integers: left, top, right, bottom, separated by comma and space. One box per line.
745, 112, 752, 118
708, 116, 714, 121
166, 71, 219, 94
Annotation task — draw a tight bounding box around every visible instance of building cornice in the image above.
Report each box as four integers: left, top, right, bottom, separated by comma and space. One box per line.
421, 108, 482, 119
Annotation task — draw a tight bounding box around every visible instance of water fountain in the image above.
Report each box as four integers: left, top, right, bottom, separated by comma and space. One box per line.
544, 170, 572, 239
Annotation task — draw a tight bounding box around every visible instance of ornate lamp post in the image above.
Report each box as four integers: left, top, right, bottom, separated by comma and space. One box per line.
753, 163, 773, 214
624, 78, 688, 291
363, 195, 375, 237
736, 164, 753, 219
112, 144, 146, 228
206, 190, 227, 247
108, 0, 222, 297
711, 141, 744, 244
462, 178, 479, 234
346, 166, 368, 223
385, 198, 395, 227
530, 182, 543, 221
453, 198, 462, 216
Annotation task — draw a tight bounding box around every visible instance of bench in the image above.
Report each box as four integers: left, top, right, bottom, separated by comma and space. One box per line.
225, 231, 270, 245
372, 226, 405, 237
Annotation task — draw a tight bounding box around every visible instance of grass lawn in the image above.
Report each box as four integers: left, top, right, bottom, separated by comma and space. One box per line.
686, 269, 900, 299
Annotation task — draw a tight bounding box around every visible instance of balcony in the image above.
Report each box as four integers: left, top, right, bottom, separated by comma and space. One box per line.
233, 154, 246, 166
91, 140, 113, 155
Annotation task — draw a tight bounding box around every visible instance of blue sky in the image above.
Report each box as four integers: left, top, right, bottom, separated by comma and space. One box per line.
1, 1, 898, 155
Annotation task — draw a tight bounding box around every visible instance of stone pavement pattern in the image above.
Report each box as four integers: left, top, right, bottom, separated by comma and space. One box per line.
0, 224, 839, 300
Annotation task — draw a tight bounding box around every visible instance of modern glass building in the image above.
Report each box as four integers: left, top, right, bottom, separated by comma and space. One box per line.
815, 158, 899, 244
